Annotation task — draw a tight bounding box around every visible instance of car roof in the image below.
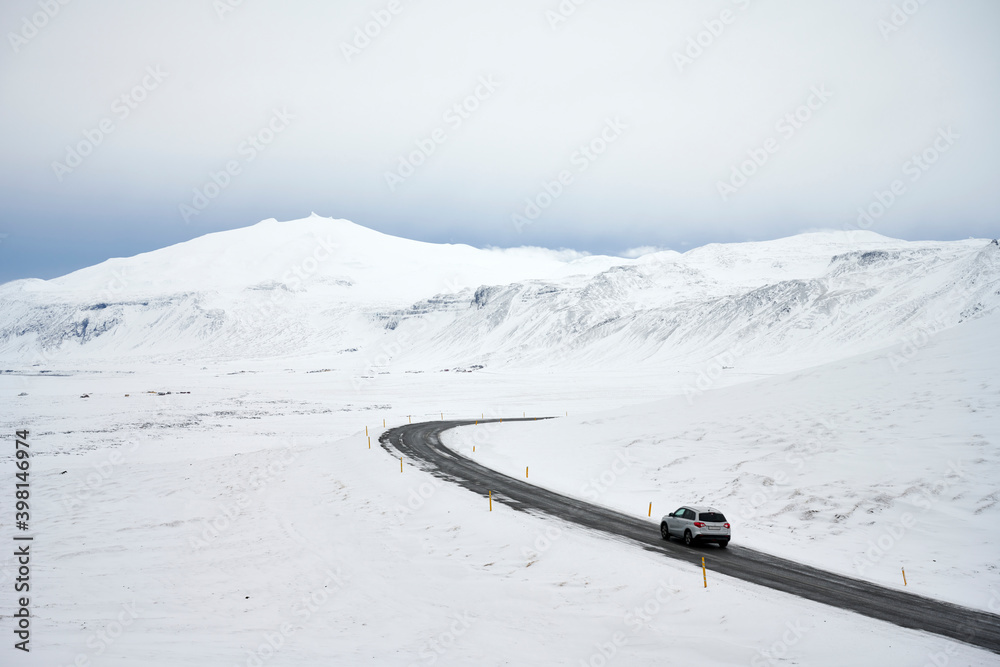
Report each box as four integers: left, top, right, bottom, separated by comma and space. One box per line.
685, 506, 722, 513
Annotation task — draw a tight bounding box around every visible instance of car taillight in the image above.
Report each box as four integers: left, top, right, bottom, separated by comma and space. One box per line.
724, 523, 730, 529
693, 521, 705, 527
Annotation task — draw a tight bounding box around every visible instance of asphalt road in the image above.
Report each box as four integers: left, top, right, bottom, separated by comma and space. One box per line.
381, 418, 1000, 656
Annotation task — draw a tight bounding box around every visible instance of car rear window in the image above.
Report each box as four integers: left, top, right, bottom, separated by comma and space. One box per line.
700, 512, 726, 523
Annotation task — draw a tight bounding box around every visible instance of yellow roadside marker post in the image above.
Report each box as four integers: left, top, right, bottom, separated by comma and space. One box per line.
902, 567, 907, 586
702, 557, 708, 588
489, 490, 492, 512
648, 502, 652, 518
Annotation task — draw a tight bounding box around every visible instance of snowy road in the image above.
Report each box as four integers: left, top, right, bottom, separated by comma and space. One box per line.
382, 419, 1000, 655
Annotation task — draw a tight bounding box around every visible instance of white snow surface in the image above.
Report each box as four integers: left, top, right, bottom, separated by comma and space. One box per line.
1, 216, 999, 665
447, 313, 1000, 611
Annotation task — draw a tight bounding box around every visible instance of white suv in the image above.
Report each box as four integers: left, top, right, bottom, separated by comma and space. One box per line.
661, 506, 731, 548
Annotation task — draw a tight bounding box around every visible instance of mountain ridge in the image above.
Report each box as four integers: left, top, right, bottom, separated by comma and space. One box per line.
1, 216, 996, 376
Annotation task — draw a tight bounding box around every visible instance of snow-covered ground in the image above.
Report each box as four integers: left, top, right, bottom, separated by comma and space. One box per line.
447, 310, 1000, 612
1, 217, 998, 665
3, 363, 999, 666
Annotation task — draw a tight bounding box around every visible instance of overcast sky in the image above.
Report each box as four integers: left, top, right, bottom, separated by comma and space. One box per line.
0, 0, 997, 283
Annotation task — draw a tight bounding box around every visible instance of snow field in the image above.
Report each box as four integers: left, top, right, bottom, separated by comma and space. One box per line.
0, 362, 996, 665
449, 312, 1000, 616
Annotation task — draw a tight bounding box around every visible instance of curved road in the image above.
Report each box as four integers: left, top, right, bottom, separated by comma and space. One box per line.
381, 418, 1000, 655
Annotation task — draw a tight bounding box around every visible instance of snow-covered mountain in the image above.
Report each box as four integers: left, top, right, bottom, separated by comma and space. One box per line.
1, 215, 997, 375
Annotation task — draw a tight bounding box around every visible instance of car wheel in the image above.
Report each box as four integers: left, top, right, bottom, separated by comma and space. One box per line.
718, 540, 729, 549
660, 523, 670, 540
683, 530, 693, 547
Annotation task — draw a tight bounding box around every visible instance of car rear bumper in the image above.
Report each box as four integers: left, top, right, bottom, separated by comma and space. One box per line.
693, 533, 730, 542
